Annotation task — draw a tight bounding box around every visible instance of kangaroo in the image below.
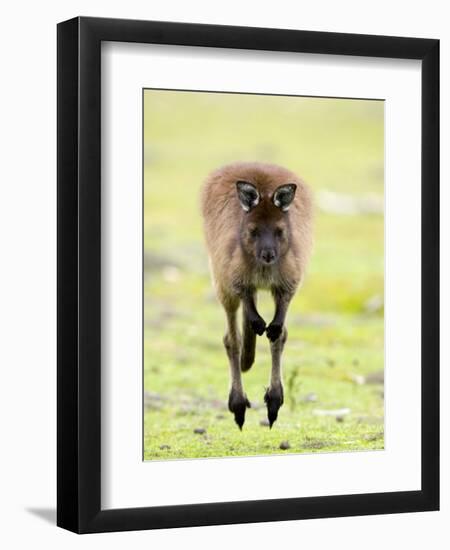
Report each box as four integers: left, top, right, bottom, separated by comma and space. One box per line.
201, 162, 313, 429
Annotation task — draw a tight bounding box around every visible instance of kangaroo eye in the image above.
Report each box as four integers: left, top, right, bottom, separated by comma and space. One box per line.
274, 227, 284, 238
249, 227, 259, 238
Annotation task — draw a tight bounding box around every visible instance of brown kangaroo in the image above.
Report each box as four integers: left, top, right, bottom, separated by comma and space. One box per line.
201, 162, 313, 429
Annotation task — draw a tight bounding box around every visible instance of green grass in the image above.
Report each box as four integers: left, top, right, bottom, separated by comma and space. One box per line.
143, 90, 384, 460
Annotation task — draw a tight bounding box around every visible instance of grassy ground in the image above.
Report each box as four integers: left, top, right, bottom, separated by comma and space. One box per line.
143, 90, 384, 460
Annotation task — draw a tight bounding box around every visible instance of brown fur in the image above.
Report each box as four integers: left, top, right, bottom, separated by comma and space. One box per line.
200, 161, 313, 428
201, 161, 313, 301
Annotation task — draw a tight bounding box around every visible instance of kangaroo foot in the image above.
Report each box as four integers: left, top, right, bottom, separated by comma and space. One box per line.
228, 388, 251, 430
264, 385, 284, 428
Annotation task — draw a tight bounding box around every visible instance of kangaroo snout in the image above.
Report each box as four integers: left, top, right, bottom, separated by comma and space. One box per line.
260, 248, 277, 265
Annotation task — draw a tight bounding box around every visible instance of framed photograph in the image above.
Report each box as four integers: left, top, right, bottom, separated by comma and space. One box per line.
57, 17, 439, 533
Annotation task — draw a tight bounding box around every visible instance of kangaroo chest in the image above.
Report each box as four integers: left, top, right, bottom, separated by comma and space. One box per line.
248, 265, 281, 290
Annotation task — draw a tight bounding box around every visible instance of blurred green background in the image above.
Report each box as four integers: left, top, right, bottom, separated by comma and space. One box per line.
143, 90, 384, 460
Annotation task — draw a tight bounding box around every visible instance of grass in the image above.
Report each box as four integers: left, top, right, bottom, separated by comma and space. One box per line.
143, 90, 384, 460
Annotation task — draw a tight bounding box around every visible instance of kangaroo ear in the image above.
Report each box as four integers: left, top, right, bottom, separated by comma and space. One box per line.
236, 181, 260, 212
272, 183, 297, 211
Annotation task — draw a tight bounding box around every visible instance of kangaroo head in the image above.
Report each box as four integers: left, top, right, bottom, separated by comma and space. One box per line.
236, 181, 296, 266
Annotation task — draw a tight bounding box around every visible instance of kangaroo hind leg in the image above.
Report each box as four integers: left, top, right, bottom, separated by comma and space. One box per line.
222, 296, 250, 429
264, 327, 287, 428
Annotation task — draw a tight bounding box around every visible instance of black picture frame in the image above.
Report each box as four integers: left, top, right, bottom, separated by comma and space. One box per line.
57, 16, 439, 533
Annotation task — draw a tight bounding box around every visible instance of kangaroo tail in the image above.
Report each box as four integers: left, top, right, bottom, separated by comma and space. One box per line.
240, 310, 256, 372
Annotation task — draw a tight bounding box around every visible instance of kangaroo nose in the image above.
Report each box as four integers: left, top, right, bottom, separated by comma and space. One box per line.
261, 249, 276, 264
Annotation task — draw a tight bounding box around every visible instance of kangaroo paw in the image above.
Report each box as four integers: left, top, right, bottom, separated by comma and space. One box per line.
266, 322, 283, 342
264, 385, 284, 428
228, 389, 251, 430
250, 316, 266, 336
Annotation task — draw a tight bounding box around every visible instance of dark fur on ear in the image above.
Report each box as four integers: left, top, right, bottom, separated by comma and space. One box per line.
272, 183, 297, 211
236, 181, 260, 212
